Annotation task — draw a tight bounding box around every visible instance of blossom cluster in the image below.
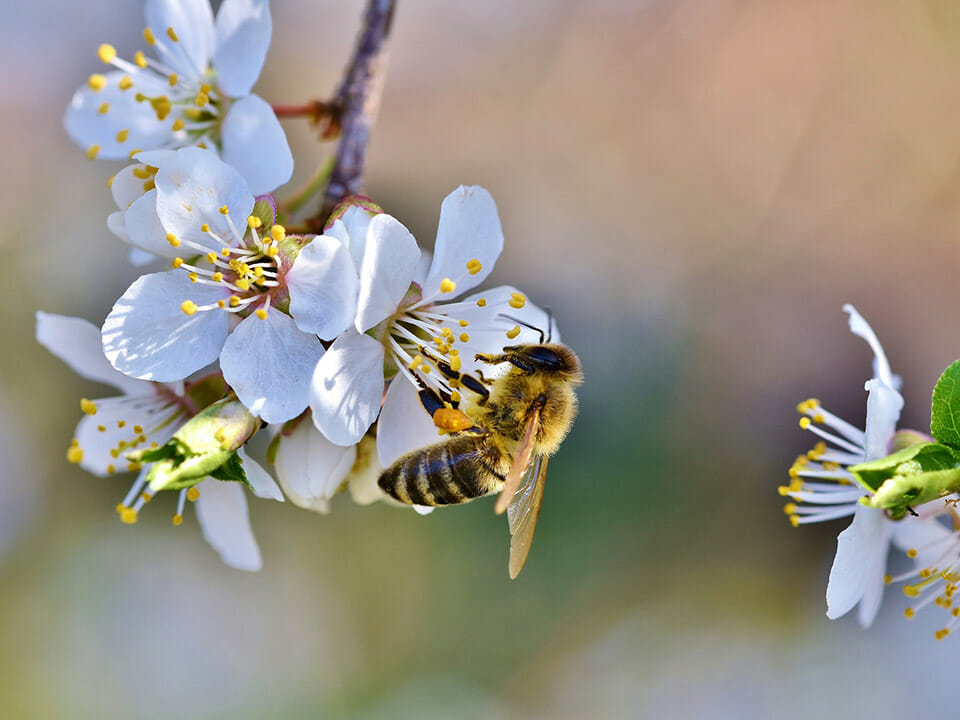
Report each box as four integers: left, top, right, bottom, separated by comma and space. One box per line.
783, 305, 960, 640
43, 0, 556, 570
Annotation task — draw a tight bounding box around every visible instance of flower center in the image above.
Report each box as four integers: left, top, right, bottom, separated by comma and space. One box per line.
176, 216, 285, 321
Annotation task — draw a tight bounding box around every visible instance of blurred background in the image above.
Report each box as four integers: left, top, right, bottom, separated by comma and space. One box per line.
4, 0, 960, 717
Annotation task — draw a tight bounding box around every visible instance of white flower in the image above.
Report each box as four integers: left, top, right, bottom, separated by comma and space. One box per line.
101, 147, 355, 424
37, 311, 282, 571
782, 304, 937, 627
271, 417, 357, 513
65, 0, 292, 195
307, 186, 556, 469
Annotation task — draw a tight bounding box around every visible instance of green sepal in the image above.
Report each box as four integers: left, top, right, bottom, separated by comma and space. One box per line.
931, 359, 960, 448
208, 451, 249, 486
862, 468, 960, 519
251, 196, 277, 229
849, 442, 958, 492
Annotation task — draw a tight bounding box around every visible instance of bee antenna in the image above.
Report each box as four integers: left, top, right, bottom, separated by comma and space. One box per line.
497, 313, 545, 344
544, 307, 554, 343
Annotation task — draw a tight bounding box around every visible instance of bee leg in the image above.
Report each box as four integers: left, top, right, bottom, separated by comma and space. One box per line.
476, 351, 534, 374
474, 369, 496, 386
418, 345, 491, 406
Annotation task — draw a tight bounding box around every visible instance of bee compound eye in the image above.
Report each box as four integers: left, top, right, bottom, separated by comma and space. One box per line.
526, 346, 562, 369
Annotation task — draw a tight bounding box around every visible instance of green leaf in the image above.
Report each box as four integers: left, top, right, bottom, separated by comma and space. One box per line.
849, 442, 957, 492
863, 467, 960, 518
931, 359, 960, 448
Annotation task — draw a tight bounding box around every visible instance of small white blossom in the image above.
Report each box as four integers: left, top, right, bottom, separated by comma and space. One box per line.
65, 0, 292, 195
307, 187, 556, 471
783, 304, 939, 627
37, 311, 282, 570
101, 147, 355, 424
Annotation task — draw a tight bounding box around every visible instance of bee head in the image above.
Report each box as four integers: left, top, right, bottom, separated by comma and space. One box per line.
505, 343, 582, 383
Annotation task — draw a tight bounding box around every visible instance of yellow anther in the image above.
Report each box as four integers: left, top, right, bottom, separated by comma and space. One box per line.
171, 118, 185, 131
86, 144, 100, 160
904, 585, 920, 598
460, 333, 470, 343
783, 503, 797, 515
143, 27, 156, 45
127, 148, 142, 159
777, 485, 790, 496
115, 128, 129, 143
271, 225, 286, 242
120, 507, 138, 524
440, 327, 453, 338
921, 568, 931, 579
201, 223, 210, 233
142, 179, 155, 192
440, 278, 456, 294
247, 215, 262, 228
216, 300, 226, 309
221, 247, 232, 257
458, 319, 469, 327
788, 515, 799, 527
97, 101, 110, 115
907, 549, 918, 559
812, 413, 825, 424
88, 73, 107, 91
106, 463, 116, 474
509, 292, 526, 309
165, 233, 180, 248
408, 355, 423, 370
235, 278, 251, 291
133, 425, 143, 434
165, 71, 179, 86
205, 251, 218, 264
229, 296, 241, 307
171, 514, 184, 527
449, 354, 462, 372
131, 166, 150, 179
799, 417, 811, 429
449, 348, 459, 355
883, 573, 892, 584
219, 205, 229, 215
821, 461, 840, 471
450, 390, 462, 402
466, 258, 482, 275
476, 298, 487, 308
80, 398, 97, 415
138, 492, 151, 503
117, 420, 126, 429
265, 245, 279, 258
422, 365, 431, 374
211, 272, 224, 283
905, 607, 915, 619
199, 83, 210, 94
118, 76, 134, 91
937, 628, 951, 641
195, 91, 209, 107
97, 44, 117, 64
97, 425, 106, 432
505, 326, 521, 340
172, 258, 184, 269
66, 444, 84, 464
255, 308, 268, 320
181, 300, 198, 315
187, 487, 199, 502
166, 26, 179, 42
185, 108, 203, 121
253, 266, 264, 278
188, 272, 199, 283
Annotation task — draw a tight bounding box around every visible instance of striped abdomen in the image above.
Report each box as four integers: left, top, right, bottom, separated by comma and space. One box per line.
378, 434, 506, 506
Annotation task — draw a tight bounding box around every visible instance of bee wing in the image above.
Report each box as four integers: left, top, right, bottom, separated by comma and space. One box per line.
506, 453, 548, 579
493, 405, 541, 515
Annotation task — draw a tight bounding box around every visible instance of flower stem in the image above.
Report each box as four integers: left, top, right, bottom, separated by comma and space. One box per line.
271, 100, 330, 120
313, 0, 396, 226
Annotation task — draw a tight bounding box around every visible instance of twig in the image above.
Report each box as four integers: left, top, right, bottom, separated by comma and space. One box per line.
314, 0, 396, 226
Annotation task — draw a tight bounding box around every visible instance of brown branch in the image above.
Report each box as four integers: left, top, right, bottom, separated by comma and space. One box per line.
314, 0, 396, 227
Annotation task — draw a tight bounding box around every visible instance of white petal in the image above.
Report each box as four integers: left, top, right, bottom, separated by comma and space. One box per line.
843, 304, 896, 389
862, 379, 904, 461
128, 248, 157, 266
422, 186, 503, 301
75, 394, 181, 475
274, 419, 357, 512
309, 330, 385, 446
221, 95, 292, 194
286, 234, 359, 339
413, 505, 435, 516
376, 375, 441, 467
331, 204, 376, 267
125, 189, 182, 259
194, 479, 262, 571
825, 505, 891, 625
145, 0, 216, 80
355, 214, 420, 331
237, 447, 283, 501
111, 164, 151, 210
220, 312, 324, 424
64, 72, 172, 159
37, 312, 149, 395
154, 147, 254, 249
214, 0, 272, 97
102, 271, 230, 381
891, 514, 952, 568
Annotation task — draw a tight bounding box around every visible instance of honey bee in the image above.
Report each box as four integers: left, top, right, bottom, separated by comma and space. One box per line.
378, 325, 582, 578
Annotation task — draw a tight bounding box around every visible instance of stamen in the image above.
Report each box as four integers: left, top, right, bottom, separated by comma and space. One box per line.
440, 278, 456, 294
88, 74, 107, 91
466, 258, 482, 275
509, 292, 526, 309
97, 44, 117, 64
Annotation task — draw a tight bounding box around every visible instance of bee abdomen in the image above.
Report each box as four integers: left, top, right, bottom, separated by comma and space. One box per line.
378, 437, 503, 506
